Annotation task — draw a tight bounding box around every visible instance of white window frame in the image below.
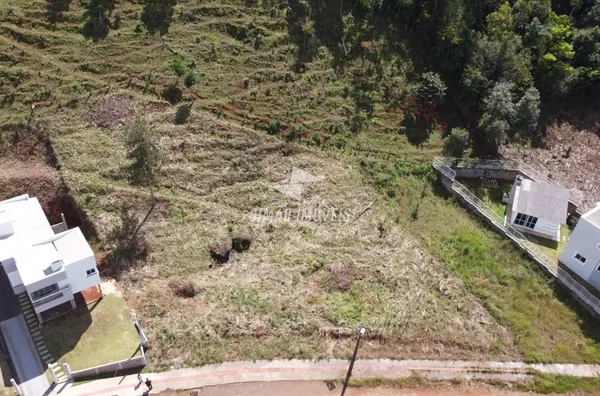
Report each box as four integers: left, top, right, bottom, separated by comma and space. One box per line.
574, 252, 587, 265
86, 268, 97, 277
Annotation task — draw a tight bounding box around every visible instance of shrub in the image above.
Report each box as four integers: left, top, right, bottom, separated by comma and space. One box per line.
266, 120, 284, 135
168, 57, 187, 78
443, 127, 470, 156
184, 71, 198, 88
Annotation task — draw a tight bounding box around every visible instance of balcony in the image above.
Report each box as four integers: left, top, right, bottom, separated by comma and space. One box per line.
31, 284, 71, 308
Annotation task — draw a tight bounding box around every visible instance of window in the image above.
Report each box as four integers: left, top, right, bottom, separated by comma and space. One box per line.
31, 284, 58, 300
574, 253, 587, 265
86, 268, 97, 277
514, 213, 538, 229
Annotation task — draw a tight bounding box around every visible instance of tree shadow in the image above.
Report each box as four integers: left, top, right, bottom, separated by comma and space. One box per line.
46, 0, 71, 25
551, 281, 600, 346
140, 0, 177, 36
401, 111, 434, 147
41, 307, 93, 362
101, 207, 148, 281
81, 0, 115, 42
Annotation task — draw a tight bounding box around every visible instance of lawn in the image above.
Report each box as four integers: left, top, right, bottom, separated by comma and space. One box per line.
42, 295, 141, 371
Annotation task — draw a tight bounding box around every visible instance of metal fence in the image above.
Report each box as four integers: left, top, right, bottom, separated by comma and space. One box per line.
557, 268, 600, 316
433, 159, 600, 316
451, 180, 558, 275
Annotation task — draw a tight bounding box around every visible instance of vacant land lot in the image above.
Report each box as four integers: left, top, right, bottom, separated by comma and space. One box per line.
1, 0, 599, 372
50, 103, 520, 369
42, 295, 140, 371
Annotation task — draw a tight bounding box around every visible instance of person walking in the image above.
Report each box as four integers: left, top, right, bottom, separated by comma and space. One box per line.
145, 378, 153, 391
137, 373, 143, 386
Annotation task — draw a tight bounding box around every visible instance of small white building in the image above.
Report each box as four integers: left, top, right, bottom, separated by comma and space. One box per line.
560, 204, 600, 292
503, 176, 570, 241
0, 194, 101, 323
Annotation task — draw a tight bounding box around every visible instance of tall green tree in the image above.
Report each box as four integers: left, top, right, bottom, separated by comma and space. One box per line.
124, 116, 162, 186
479, 81, 516, 147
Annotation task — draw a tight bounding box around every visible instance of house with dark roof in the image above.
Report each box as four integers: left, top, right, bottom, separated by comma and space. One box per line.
559, 204, 600, 293
503, 176, 570, 242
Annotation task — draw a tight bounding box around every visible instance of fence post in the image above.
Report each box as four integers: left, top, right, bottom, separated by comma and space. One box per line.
10, 379, 22, 396
49, 364, 58, 383
63, 363, 72, 379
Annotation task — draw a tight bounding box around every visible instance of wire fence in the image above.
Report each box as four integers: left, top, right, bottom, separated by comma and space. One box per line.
433, 159, 600, 316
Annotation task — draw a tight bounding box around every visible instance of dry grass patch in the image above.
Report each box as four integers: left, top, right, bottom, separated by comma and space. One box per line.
50, 103, 520, 370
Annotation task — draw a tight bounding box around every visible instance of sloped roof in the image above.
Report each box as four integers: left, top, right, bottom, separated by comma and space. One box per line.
514, 179, 570, 224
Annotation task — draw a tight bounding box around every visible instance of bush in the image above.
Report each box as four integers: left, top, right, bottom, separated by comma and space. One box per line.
175, 103, 192, 124
168, 57, 187, 78
443, 128, 470, 156
168, 277, 200, 298
266, 120, 284, 135
183, 71, 198, 88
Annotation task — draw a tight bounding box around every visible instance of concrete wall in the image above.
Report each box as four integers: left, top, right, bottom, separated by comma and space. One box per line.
65, 255, 100, 294
64, 353, 146, 380
560, 218, 600, 291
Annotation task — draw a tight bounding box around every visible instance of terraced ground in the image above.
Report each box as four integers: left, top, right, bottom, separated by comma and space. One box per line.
0, 0, 599, 371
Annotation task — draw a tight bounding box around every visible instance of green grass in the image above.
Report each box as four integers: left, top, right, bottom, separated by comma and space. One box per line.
521, 373, 600, 394
456, 178, 512, 219
352, 148, 600, 364
42, 295, 141, 371
526, 225, 571, 263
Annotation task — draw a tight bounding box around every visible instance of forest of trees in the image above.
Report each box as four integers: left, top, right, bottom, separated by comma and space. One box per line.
354, 0, 599, 150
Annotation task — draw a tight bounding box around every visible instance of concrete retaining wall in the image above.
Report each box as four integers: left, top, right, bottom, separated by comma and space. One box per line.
64, 352, 146, 380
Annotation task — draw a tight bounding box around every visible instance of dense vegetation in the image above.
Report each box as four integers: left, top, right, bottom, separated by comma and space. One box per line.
305, 0, 599, 150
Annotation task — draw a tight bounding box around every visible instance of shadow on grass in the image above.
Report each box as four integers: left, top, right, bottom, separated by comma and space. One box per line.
42, 307, 93, 363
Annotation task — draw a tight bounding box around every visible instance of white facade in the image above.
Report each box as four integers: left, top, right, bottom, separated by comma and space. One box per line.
504, 177, 569, 241
0, 194, 100, 322
560, 205, 600, 292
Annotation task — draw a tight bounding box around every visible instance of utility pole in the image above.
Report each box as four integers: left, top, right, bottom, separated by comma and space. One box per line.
340, 325, 366, 396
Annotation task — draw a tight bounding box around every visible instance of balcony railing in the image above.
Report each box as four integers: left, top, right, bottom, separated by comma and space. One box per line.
31, 285, 71, 308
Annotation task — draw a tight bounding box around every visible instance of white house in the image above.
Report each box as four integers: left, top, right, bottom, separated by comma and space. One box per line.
503, 176, 570, 241
559, 204, 600, 292
0, 194, 101, 323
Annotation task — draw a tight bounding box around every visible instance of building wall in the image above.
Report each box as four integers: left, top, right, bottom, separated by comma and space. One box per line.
559, 218, 600, 289
64, 255, 100, 294
25, 270, 67, 298
508, 210, 560, 241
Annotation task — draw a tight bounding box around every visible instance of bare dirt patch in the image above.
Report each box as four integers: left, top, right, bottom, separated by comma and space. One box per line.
91, 94, 136, 129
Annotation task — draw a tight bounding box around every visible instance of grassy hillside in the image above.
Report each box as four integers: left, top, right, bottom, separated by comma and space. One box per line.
0, 0, 599, 370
